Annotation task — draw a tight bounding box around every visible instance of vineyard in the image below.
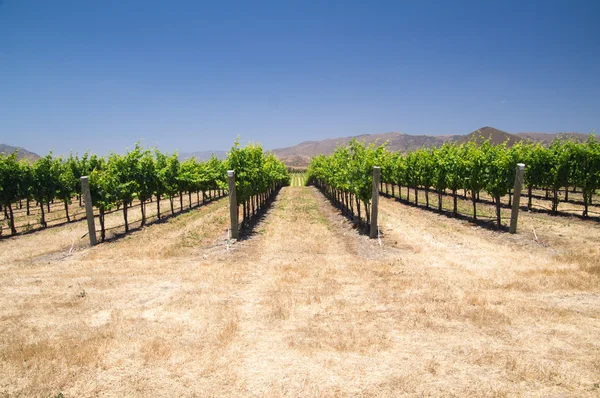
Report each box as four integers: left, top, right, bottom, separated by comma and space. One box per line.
289, 172, 307, 187
226, 141, 290, 233
1, 136, 600, 397
4, 0, 600, 393
0, 141, 289, 241
1, 171, 598, 396
308, 135, 600, 230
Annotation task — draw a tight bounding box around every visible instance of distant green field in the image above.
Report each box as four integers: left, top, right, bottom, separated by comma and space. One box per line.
290, 172, 307, 187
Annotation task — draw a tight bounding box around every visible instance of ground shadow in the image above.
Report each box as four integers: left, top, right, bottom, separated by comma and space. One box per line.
0, 215, 88, 241
380, 189, 600, 229
99, 195, 227, 244
524, 192, 600, 209
521, 205, 600, 223
380, 192, 510, 232
236, 187, 284, 241
310, 185, 371, 236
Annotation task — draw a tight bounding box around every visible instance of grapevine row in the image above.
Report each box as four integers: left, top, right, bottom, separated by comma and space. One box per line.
228, 140, 290, 230
308, 135, 600, 228
0, 141, 289, 240
307, 139, 383, 228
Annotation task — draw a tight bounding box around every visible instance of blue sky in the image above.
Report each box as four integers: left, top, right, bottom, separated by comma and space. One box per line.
1, 0, 599, 156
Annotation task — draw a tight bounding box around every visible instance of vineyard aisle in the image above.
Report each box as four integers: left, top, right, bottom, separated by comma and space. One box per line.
0, 185, 598, 396
230, 185, 367, 394
226, 185, 600, 396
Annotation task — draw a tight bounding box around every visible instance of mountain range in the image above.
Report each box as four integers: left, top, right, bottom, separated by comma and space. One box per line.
1, 127, 591, 167
178, 150, 228, 162
0, 144, 41, 162
271, 127, 590, 168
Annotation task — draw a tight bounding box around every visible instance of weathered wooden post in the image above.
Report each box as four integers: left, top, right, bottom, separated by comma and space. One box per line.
227, 170, 238, 239
81, 176, 97, 246
509, 163, 525, 234
370, 166, 381, 239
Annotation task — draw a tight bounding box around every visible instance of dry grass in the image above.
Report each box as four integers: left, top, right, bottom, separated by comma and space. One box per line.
1, 190, 225, 237
0, 186, 599, 396
381, 183, 600, 224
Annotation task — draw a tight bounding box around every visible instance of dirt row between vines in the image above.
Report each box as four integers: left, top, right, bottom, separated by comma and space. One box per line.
1, 189, 224, 237
0, 186, 599, 397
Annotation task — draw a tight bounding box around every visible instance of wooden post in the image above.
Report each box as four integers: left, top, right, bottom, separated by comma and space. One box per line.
227, 170, 238, 239
509, 163, 525, 234
81, 176, 97, 246
370, 166, 380, 239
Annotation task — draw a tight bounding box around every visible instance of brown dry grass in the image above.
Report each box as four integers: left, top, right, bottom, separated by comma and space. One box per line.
0, 186, 599, 397
380, 183, 600, 223
1, 189, 224, 237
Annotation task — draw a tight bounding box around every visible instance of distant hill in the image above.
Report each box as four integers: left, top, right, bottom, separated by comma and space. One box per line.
0, 144, 40, 162
273, 132, 461, 168
178, 150, 227, 162
515, 132, 590, 144
272, 127, 592, 167
456, 126, 522, 146
458, 129, 591, 147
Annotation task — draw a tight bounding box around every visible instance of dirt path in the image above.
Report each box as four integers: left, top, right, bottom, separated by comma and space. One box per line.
0, 197, 233, 396
1, 186, 598, 397
230, 186, 363, 394
225, 188, 599, 396
376, 195, 600, 395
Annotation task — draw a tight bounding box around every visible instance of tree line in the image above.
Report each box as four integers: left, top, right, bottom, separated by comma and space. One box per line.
308, 135, 600, 228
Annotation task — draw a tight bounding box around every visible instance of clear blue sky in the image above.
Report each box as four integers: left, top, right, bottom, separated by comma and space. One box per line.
1, 0, 599, 156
